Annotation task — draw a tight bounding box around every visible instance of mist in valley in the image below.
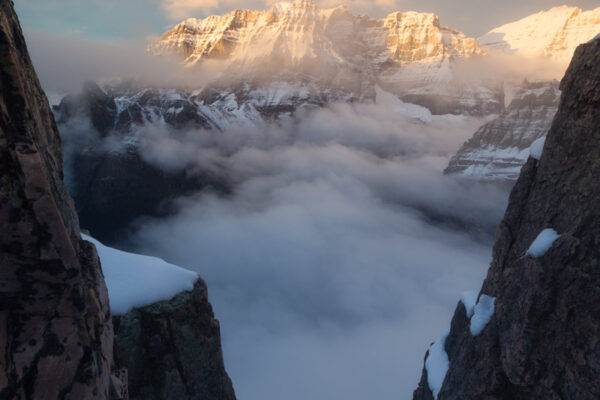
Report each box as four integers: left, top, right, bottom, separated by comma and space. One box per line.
115, 96, 509, 398
29, 25, 518, 400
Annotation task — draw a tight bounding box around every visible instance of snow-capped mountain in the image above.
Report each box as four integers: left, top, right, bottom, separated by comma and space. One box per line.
151, 0, 501, 115
54, 3, 600, 237
153, 1, 482, 69
444, 5, 600, 181
479, 6, 600, 63
445, 81, 560, 180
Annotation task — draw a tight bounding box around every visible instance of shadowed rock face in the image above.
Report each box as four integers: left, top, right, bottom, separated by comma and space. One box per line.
414, 39, 600, 399
114, 280, 236, 400
0, 2, 113, 398
67, 149, 221, 246
53, 82, 230, 246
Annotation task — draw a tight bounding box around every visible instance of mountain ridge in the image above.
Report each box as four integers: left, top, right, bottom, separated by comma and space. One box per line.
150, 0, 499, 116
479, 5, 600, 63
53, 3, 600, 240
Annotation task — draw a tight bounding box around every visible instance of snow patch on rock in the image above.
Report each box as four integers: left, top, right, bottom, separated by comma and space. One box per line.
470, 295, 496, 336
526, 228, 560, 258
529, 136, 546, 160
460, 290, 479, 318
426, 330, 450, 400
82, 234, 199, 315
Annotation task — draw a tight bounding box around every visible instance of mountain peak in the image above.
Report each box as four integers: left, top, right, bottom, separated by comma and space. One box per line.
295, 0, 317, 6
479, 5, 600, 62
153, 4, 480, 69
270, 0, 318, 14
384, 11, 441, 28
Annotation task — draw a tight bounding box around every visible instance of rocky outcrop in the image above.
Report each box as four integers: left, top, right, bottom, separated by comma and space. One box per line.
413, 38, 600, 399
445, 80, 560, 180
113, 280, 236, 400
0, 1, 113, 398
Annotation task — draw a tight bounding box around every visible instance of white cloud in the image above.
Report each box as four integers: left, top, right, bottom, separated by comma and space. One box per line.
162, 0, 221, 20
123, 96, 509, 400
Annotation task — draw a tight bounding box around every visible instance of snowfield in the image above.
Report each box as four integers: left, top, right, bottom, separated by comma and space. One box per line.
82, 234, 198, 315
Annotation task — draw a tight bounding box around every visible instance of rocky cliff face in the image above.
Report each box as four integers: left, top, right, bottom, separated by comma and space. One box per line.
0, 4, 237, 400
114, 280, 236, 400
445, 80, 560, 180
54, 82, 230, 245
0, 2, 113, 398
413, 38, 600, 399
152, 0, 500, 116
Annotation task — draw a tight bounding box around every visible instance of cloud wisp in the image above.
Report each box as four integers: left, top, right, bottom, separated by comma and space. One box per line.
121, 94, 510, 399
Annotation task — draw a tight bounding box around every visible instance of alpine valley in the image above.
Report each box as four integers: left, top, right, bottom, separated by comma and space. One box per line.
53, 1, 600, 241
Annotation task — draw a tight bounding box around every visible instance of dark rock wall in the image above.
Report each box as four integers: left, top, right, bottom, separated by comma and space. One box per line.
414, 39, 600, 399
114, 280, 236, 400
0, 1, 113, 398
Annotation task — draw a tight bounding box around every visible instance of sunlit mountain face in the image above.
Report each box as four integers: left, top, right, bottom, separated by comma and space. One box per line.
150, 0, 497, 115
14, 1, 600, 399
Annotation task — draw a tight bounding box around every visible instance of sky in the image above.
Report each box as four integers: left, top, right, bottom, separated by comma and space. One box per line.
15, 0, 599, 40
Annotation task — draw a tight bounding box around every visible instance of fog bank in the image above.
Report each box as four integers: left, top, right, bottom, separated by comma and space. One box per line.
124, 94, 510, 399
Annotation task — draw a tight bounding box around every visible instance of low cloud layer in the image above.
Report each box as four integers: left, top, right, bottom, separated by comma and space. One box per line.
36, 20, 514, 399
119, 94, 510, 399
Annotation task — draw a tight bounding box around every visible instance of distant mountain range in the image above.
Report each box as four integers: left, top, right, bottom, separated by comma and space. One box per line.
54, 2, 600, 239
151, 0, 499, 115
